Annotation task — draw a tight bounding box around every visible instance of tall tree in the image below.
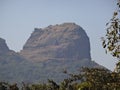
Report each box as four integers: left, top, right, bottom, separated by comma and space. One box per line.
102, 0, 120, 72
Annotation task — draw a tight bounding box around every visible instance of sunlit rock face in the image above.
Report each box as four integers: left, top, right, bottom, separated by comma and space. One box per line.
20, 23, 91, 62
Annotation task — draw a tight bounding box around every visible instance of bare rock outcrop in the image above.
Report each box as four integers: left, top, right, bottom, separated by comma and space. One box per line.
20, 23, 91, 62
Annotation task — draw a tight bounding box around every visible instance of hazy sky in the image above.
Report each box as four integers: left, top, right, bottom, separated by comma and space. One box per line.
0, 0, 117, 70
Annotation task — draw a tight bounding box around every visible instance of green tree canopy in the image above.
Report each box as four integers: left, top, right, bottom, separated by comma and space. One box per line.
102, 0, 120, 72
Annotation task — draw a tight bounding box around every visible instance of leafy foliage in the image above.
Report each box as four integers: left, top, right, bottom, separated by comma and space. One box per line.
102, 0, 120, 73
102, 0, 120, 58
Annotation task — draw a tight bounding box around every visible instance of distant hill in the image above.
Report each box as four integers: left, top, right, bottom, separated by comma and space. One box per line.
0, 23, 103, 83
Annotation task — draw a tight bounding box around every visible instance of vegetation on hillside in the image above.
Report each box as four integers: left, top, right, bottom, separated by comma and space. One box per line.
0, 67, 120, 90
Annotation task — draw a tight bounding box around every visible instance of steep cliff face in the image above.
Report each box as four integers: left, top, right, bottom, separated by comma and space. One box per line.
20, 23, 91, 62
0, 38, 9, 54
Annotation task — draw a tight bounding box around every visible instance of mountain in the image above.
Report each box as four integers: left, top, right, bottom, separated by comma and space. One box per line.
0, 23, 103, 83
20, 23, 91, 62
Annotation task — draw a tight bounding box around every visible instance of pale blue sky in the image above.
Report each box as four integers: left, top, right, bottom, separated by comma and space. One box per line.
0, 0, 117, 70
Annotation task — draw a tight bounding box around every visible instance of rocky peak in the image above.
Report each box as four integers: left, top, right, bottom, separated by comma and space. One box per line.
20, 23, 91, 62
0, 38, 9, 53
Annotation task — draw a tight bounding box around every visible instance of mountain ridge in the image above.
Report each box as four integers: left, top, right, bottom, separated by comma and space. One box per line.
0, 22, 103, 83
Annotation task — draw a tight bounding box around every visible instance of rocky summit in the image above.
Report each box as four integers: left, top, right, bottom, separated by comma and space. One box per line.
20, 23, 91, 62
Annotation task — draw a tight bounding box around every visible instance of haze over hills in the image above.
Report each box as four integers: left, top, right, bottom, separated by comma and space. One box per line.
0, 23, 103, 83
